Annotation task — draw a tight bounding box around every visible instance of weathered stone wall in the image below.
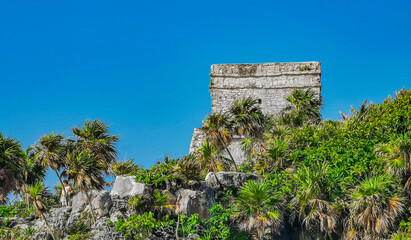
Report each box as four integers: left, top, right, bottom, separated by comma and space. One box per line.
189, 128, 206, 153
189, 62, 322, 162
209, 62, 321, 115
221, 137, 246, 166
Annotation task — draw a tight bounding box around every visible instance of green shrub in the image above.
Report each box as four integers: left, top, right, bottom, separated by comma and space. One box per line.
114, 212, 169, 240
68, 233, 93, 240
0, 202, 34, 218
128, 195, 144, 210
132, 157, 177, 188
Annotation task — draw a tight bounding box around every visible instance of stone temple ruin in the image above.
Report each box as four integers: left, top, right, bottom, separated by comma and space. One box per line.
189, 62, 322, 164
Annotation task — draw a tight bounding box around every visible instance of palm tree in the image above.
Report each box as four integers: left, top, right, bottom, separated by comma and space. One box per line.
201, 112, 237, 170
233, 180, 281, 240
397, 134, 411, 173
376, 141, 405, 176
197, 141, 227, 188
256, 138, 289, 174
64, 151, 105, 222
292, 163, 338, 236
229, 98, 267, 138
14, 149, 46, 206
111, 158, 138, 176
72, 119, 119, 174
339, 100, 375, 122
375, 134, 411, 193
281, 89, 323, 127
27, 182, 55, 240
173, 154, 201, 182
0, 132, 24, 200
230, 98, 271, 162
197, 140, 221, 174
347, 174, 405, 239
31, 133, 69, 204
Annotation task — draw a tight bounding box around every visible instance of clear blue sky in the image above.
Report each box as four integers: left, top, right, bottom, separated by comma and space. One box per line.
1, 0, 410, 190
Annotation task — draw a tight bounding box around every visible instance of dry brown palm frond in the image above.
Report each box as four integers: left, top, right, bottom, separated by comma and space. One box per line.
348, 175, 405, 239
0, 168, 16, 200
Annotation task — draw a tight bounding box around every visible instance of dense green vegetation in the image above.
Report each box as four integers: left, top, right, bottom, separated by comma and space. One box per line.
0, 119, 118, 239
1, 88, 410, 239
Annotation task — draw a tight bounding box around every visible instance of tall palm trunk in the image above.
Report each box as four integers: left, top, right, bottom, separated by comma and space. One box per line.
34, 201, 55, 240
216, 133, 238, 171
405, 153, 410, 174
209, 157, 225, 188
252, 232, 259, 240
256, 224, 264, 240
20, 186, 30, 208
175, 214, 180, 240
84, 189, 96, 222
41, 213, 55, 240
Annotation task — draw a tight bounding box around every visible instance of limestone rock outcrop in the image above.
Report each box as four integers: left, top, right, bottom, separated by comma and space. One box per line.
66, 190, 113, 229
71, 190, 100, 214
37, 207, 71, 231
32, 207, 72, 240
12, 171, 264, 239
89, 217, 124, 240
204, 171, 258, 190
91, 191, 113, 219
110, 176, 146, 198
175, 188, 214, 219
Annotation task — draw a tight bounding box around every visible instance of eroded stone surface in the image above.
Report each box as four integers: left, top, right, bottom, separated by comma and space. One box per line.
175, 188, 214, 219
91, 190, 113, 219
89, 216, 124, 240
189, 128, 206, 153
71, 190, 99, 214
110, 176, 146, 198
205, 171, 258, 190
32, 207, 72, 239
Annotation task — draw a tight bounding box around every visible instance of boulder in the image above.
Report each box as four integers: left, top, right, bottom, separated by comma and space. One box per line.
175, 189, 213, 219
91, 191, 113, 219
110, 176, 146, 198
71, 190, 99, 214
205, 171, 258, 190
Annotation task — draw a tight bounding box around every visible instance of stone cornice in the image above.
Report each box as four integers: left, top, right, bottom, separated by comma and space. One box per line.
210, 85, 322, 90
210, 70, 321, 78
210, 62, 321, 77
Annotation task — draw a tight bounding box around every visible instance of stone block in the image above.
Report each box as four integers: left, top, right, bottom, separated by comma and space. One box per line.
110, 176, 146, 198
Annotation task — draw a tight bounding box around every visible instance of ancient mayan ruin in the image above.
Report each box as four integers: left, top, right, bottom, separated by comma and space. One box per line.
189, 62, 322, 164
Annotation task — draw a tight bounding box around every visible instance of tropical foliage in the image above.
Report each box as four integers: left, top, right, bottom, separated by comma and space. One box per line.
0, 133, 25, 201
65, 151, 105, 221
1, 119, 120, 238
111, 158, 138, 176
1, 88, 411, 240
233, 181, 281, 240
